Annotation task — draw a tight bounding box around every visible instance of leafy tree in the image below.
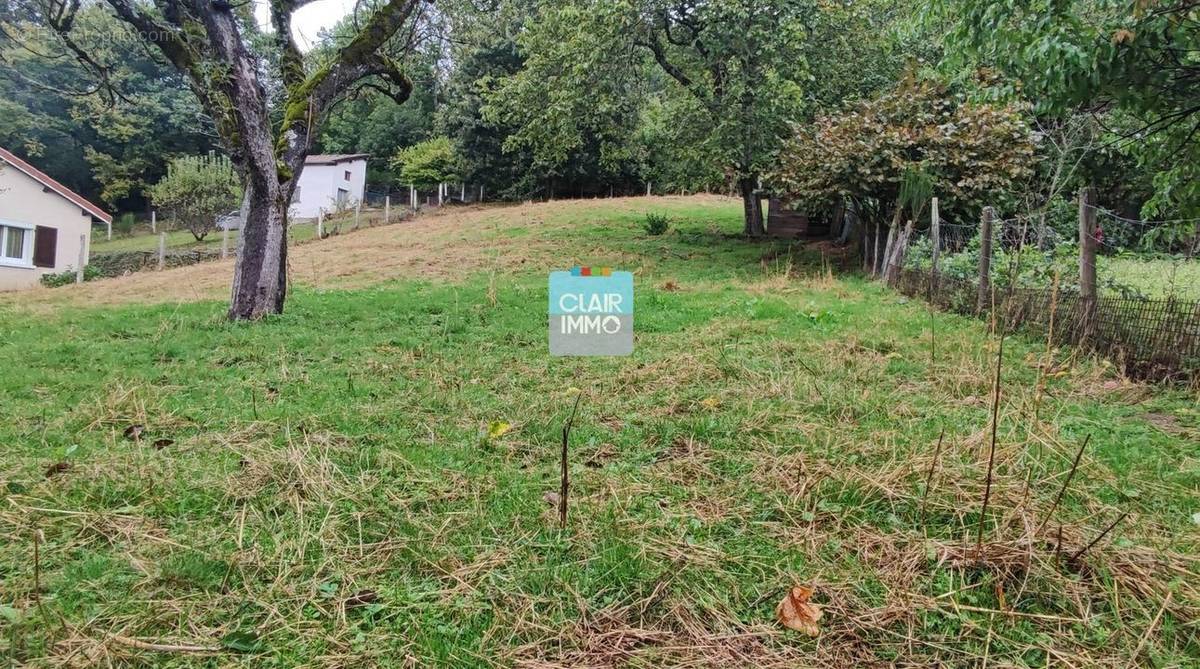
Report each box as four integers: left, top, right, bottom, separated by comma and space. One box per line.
772, 76, 1034, 265
486, 0, 811, 236
18, 0, 430, 319
149, 154, 241, 241
392, 136, 459, 187
0, 6, 217, 209
947, 0, 1200, 217
317, 39, 438, 185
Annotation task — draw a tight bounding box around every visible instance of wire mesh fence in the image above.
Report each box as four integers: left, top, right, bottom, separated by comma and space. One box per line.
362, 184, 490, 210
891, 196, 1200, 381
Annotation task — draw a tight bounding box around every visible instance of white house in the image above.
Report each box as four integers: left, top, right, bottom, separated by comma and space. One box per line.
0, 146, 110, 291
290, 153, 369, 219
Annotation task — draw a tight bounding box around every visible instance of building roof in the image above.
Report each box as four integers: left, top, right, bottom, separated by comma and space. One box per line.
0, 146, 112, 224
305, 153, 370, 166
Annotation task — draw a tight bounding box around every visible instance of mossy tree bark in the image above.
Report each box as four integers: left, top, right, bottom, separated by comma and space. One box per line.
53, 0, 424, 319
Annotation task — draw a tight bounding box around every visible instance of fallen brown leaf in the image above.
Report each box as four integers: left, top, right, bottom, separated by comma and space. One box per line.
777, 585, 822, 636
123, 424, 145, 441
44, 462, 72, 478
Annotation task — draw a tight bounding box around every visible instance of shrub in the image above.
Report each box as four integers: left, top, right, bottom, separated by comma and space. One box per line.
392, 137, 460, 189
149, 153, 242, 241
114, 213, 137, 236
40, 265, 101, 287
642, 212, 670, 236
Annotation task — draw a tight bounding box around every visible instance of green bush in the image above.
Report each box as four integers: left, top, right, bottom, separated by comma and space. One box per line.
642, 212, 670, 236
40, 265, 101, 287
114, 213, 137, 237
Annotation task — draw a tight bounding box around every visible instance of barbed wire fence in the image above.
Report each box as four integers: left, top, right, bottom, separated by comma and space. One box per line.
888, 189, 1200, 381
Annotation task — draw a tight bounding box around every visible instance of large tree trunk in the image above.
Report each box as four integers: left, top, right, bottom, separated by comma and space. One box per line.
229, 176, 289, 319
739, 177, 765, 237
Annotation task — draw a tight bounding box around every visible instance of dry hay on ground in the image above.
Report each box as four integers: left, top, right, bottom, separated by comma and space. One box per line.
1, 196, 732, 312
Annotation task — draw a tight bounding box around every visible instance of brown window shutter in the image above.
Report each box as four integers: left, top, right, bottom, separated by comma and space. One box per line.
33, 226, 57, 268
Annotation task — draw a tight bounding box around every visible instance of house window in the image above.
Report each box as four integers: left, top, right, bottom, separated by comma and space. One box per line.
344, 170, 352, 181
0, 222, 34, 266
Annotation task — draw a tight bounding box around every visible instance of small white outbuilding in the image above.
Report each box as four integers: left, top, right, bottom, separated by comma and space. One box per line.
290, 153, 369, 220
0, 146, 111, 291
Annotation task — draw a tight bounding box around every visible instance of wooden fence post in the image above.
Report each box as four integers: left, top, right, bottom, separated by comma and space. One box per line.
460, 183, 465, 201
410, 185, 416, 209
157, 232, 166, 270
646, 182, 652, 197
885, 219, 914, 284
930, 197, 941, 290
480, 185, 484, 202
354, 201, 361, 229
1079, 187, 1099, 337
880, 215, 899, 278
863, 220, 874, 273
977, 206, 994, 313
150, 210, 157, 233
75, 234, 86, 284
317, 211, 324, 239
385, 195, 391, 224
106, 220, 112, 241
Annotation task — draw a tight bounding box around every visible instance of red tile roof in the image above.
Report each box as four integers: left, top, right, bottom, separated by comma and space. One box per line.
0, 146, 112, 224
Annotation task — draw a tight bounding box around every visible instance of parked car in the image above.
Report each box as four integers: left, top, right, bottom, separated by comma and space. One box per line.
216, 209, 242, 231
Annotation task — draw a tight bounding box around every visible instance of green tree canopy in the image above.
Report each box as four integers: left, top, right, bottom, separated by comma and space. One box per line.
149, 154, 242, 241
485, 0, 812, 236
392, 137, 460, 187
0, 5, 217, 209
946, 0, 1200, 216
772, 76, 1035, 224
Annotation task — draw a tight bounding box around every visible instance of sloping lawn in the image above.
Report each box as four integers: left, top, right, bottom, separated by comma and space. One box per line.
1, 197, 1197, 667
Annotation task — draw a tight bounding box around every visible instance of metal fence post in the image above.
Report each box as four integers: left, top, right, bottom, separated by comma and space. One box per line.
1079, 187, 1099, 337
977, 206, 994, 313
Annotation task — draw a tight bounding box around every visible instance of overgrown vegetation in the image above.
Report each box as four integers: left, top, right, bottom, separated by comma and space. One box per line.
38, 264, 100, 287
642, 211, 670, 235
1, 199, 1196, 666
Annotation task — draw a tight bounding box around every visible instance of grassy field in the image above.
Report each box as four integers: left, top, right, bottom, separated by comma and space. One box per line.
89, 210, 397, 255
1, 197, 1197, 667
91, 222, 319, 254
1103, 255, 1200, 300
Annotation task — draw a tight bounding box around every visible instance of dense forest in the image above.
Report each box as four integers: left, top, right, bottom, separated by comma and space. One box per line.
3, 0, 1193, 214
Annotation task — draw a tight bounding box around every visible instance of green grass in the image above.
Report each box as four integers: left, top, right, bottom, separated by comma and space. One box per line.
2, 197, 1198, 667
1103, 254, 1200, 300
92, 219, 326, 254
